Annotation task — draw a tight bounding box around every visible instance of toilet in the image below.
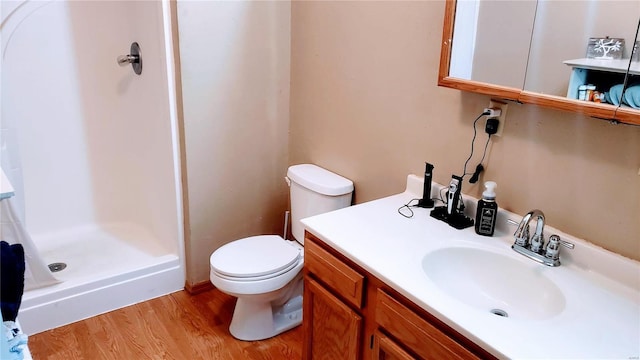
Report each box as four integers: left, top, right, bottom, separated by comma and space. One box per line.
209, 164, 354, 341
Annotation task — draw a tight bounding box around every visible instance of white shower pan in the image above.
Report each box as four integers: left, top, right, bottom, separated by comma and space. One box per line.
20, 223, 183, 334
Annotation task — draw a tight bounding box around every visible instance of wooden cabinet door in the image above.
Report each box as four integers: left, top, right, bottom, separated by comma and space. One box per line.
373, 331, 416, 360
303, 277, 363, 360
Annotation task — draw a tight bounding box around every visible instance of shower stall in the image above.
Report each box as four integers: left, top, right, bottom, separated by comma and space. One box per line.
1, 0, 184, 334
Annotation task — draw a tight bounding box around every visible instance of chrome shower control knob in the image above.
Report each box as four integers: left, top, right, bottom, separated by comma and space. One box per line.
117, 42, 142, 75
117, 54, 139, 66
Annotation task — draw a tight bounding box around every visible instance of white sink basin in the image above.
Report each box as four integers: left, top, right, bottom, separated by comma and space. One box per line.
422, 247, 566, 320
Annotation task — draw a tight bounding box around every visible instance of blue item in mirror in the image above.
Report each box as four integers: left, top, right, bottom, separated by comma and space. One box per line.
608, 84, 624, 106
607, 84, 640, 109
623, 85, 640, 109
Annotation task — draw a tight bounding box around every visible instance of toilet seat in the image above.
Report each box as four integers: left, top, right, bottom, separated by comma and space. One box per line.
210, 235, 301, 282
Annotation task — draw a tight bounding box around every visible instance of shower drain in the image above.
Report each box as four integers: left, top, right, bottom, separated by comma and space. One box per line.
490, 308, 508, 317
48, 262, 67, 272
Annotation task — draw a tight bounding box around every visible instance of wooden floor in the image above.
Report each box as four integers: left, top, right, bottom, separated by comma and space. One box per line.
29, 288, 303, 360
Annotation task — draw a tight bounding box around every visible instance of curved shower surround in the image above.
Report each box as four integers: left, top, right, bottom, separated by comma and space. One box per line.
1, 0, 184, 333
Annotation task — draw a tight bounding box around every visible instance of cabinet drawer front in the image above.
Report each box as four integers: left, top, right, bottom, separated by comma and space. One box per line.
305, 239, 364, 308
375, 290, 478, 360
374, 331, 416, 360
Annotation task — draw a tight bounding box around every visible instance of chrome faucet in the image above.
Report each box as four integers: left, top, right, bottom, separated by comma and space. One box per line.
513, 209, 545, 248
511, 209, 574, 267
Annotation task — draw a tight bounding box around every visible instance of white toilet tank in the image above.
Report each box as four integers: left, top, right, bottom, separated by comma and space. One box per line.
287, 164, 353, 244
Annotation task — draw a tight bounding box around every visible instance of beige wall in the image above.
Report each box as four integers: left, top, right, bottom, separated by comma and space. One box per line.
177, 1, 291, 286
290, 1, 640, 261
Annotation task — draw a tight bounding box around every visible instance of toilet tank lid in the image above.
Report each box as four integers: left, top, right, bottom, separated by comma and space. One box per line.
287, 164, 353, 196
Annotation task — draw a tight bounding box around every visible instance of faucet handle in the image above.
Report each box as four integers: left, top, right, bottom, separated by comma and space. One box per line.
545, 235, 574, 261
558, 237, 575, 249
545, 235, 560, 260
514, 224, 530, 247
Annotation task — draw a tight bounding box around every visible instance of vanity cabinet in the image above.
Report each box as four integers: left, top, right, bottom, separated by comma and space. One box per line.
303, 232, 495, 360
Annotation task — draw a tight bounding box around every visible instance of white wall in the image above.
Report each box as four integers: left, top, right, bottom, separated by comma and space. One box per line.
1, 1, 180, 252
177, 1, 291, 285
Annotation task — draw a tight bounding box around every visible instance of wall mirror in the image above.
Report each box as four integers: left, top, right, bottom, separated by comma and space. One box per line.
439, 0, 640, 125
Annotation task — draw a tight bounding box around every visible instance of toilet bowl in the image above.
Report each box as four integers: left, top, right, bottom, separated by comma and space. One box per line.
210, 235, 304, 341
209, 164, 353, 341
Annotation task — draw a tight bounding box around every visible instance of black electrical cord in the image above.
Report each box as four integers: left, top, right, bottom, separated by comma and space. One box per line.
478, 133, 491, 164
402, 110, 492, 218
397, 194, 447, 218
397, 198, 421, 218
462, 111, 490, 180
615, 16, 640, 120
438, 187, 448, 204
468, 134, 492, 183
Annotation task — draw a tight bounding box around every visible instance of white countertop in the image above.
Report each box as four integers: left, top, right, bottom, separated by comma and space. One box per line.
302, 175, 640, 359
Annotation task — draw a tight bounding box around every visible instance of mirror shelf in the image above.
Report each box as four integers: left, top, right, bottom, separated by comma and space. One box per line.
563, 59, 640, 76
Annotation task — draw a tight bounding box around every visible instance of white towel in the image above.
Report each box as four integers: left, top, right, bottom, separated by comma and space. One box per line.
0, 198, 61, 290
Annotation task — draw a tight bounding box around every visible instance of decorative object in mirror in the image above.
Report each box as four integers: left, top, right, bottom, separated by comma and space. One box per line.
586, 37, 624, 60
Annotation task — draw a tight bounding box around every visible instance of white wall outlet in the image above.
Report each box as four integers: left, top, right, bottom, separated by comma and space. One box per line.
489, 100, 508, 136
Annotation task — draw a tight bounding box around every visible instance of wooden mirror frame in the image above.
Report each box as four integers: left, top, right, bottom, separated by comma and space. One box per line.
438, 0, 640, 126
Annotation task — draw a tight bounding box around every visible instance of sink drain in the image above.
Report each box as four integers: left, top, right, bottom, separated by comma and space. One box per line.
490, 308, 508, 317
48, 262, 67, 272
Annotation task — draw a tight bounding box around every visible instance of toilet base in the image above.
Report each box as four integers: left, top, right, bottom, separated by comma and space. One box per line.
229, 277, 303, 341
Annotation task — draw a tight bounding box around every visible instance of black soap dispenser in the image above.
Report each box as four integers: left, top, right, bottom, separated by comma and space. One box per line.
475, 181, 498, 236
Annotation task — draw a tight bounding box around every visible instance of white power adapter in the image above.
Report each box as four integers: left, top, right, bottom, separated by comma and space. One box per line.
483, 107, 502, 118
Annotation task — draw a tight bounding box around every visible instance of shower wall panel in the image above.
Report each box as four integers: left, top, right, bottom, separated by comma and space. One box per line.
2, 1, 179, 253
